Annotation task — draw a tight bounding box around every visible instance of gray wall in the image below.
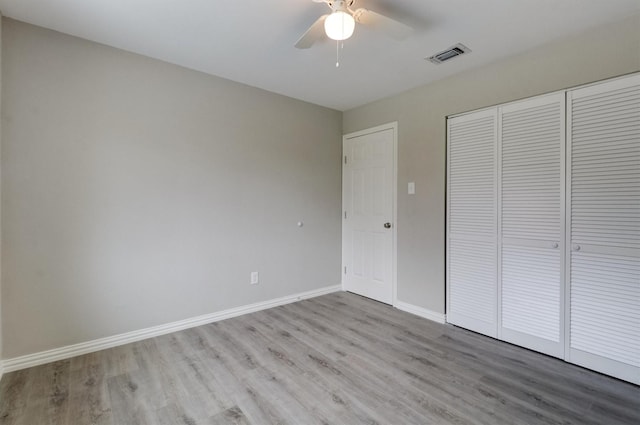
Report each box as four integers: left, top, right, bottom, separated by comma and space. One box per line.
343, 15, 640, 315
1, 19, 342, 359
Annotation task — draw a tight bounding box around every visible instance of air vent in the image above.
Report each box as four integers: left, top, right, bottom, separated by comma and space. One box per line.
427, 43, 471, 64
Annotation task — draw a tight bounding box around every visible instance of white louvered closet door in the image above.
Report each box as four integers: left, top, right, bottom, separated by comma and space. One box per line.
447, 109, 498, 338
567, 74, 640, 385
499, 94, 565, 358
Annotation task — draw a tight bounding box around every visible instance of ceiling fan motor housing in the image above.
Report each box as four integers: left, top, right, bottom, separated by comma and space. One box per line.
327, 0, 355, 13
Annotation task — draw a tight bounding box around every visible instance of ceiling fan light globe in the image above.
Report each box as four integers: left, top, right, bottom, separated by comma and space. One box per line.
324, 11, 355, 41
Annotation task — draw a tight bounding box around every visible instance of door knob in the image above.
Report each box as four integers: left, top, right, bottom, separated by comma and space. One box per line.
573, 244, 581, 251
384, 222, 392, 229
551, 243, 559, 249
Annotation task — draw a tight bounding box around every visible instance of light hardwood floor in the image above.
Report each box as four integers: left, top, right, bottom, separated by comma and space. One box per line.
1, 292, 638, 424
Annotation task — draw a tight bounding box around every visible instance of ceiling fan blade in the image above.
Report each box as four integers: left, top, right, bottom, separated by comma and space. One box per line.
353, 9, 413, 40
295, 15, 328, 49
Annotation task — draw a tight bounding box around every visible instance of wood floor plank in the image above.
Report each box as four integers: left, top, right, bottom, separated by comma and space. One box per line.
193, 325, 291, 425
0, 369, 30, 425
253, 310, 396, 424
232, 312, 387, 424
11, 360, 71, 425
154, 403, 200, 425
1, 292, 638, 425
207, 406, 250, 425
65, 360, 112, 425
107, 372, 156, 425
152, 333, 234, 420
87, 343, 140, 380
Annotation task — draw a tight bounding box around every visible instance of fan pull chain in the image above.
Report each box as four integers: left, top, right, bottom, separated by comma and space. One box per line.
336, 41, 345, 68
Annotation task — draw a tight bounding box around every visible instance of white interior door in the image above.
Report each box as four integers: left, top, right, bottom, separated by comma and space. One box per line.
342, 124, 396, 304
566, 74, 640, 384
447, 109, 498, 338
499, 93, 565, 358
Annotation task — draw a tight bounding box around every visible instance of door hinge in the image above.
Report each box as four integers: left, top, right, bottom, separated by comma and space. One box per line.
344, 155, 347, 164
344, 211, 347, 219
344, 266, 347, 275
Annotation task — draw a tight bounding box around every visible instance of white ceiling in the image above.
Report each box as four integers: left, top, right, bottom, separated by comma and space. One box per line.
0, 0, 638, 111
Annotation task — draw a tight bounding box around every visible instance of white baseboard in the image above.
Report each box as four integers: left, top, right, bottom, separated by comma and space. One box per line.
2, 284, 341, 373
395, 300, 446, 324
0, 361, 4, 383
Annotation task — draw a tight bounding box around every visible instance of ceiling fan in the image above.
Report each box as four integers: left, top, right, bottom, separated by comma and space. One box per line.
295, 0, 413, 49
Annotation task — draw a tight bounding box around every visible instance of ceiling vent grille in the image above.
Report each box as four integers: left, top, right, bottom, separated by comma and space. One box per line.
427, 43, 471, 64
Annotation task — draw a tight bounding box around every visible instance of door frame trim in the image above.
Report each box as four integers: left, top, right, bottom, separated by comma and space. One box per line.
341, 121, 398, 306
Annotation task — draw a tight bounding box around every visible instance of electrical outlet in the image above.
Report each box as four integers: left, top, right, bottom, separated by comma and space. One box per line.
250, 271, 259, 285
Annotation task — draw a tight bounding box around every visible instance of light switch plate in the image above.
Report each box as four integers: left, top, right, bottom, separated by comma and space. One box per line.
408, 182, 415, 195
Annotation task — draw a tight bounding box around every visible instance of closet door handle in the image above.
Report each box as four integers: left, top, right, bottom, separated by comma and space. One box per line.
572, 244, 581, 251
551, 242, 559, 249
